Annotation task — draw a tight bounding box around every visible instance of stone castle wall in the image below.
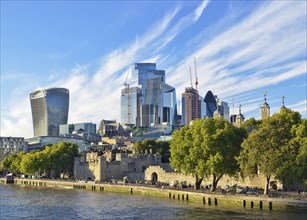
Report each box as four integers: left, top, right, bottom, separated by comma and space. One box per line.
144, 165, 281, 189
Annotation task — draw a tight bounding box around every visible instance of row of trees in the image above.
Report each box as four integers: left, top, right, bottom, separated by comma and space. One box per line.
0, 142, 79, 178
170, 108, 306, 194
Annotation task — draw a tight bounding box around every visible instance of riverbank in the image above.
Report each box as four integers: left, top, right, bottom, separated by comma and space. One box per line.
1, 178, 306, 212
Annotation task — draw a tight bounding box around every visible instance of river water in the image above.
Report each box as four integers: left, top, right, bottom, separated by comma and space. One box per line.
0, 184, 306, 220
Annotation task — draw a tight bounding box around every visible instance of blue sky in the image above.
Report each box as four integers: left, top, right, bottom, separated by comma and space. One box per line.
1, 0, 306, 138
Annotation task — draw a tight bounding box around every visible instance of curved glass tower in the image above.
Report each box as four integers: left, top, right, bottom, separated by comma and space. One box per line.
204, 90, 217, 118
30, 88, 69, 137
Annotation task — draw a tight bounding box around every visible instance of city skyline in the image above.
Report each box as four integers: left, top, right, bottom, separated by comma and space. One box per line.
1, 1, 306, 138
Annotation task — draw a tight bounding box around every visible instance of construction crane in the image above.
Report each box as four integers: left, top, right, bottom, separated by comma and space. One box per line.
194, 58, 199, 119
189, 66, 193, 88
123, 73, 136, 124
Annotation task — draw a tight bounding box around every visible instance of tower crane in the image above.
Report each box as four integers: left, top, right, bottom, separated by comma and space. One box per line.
194, 58, 199, 119
189, 66, 193, 88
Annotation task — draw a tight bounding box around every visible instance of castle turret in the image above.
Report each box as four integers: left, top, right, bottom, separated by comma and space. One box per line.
261, 92, 270, 120
235, 105, 245, 127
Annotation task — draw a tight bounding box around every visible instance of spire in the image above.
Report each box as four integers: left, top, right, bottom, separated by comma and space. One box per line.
239, 104, 242, 114
282, 96, 285, 107
264, 91, 267, 103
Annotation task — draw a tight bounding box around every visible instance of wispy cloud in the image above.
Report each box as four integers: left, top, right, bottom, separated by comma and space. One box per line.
193, 0, 210, 22
168, 1, 306, 107
1, 1, 306, 138
0, 1, 209, 138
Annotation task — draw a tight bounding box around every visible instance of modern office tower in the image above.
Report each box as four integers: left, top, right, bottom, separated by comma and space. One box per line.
141, 104, 158, 127
133, 63, 165, 105
143, 78, 163, 125
30, 88, 69, 137
59, 123, 98, 142
98, 119, 126, 137
121, 86, 141, 126
214, 96, 230, 122
59, 123, 96, 135
261, 93, 270, 120
204, 90, 217, 118
0, 137, 27, 162
59, 124, 75, 135
126, 62, 177, 128
162, 83, 177, 127
181, 87, 202, 125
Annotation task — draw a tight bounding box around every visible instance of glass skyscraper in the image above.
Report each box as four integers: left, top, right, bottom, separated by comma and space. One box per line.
162, 83, 177, 126
121, 62, 177, 128
133, 63, 165, 105
30, 88, 69, 137
121, 86, 141, 126
204, 90, 217, 118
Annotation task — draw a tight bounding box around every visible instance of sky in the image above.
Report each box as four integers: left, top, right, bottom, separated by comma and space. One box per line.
1, 0, 306, 138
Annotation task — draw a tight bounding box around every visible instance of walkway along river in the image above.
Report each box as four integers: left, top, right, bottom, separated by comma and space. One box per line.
1, 178, 306, 219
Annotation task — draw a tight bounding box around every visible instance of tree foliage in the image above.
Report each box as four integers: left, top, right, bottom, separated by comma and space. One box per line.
275, 119, 307, 189
237, 108, 303, 194
1, 142, 79, 178
170, 118, 245, 190
133, 139, 170, 162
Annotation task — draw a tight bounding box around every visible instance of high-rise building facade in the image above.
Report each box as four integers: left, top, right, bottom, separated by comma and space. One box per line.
204, 90, 217, 118
214, 96, 230, 122
125, 62, 177, 128
162, 83, 177, 127
181, 87, 202, 125
0, 136, 27, 162
59, 123, 96, 135
133, 63, 165, 105
121, 86, 141, 126
30, 88, 69, 137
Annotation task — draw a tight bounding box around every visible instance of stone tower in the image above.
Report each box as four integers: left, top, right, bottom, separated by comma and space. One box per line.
261, 92, 270, 120
235, 105, 245, 127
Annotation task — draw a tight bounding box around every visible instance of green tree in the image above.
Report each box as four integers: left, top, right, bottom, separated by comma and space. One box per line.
241, 118, 261, 134
55, 142, 79, 178
275, 119, 307, 188
20, 152, 40, 175
1, 154, 14, 173
0, 152, 25, 174
170, 118, 245, 190
237, 108, 302, 195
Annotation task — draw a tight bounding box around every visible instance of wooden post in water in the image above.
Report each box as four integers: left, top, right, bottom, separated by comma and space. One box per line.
269, 201, 272, 210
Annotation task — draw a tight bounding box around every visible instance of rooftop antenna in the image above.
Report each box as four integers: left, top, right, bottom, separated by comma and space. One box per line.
189, 66, 193, 88
194, 58, 199, 119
